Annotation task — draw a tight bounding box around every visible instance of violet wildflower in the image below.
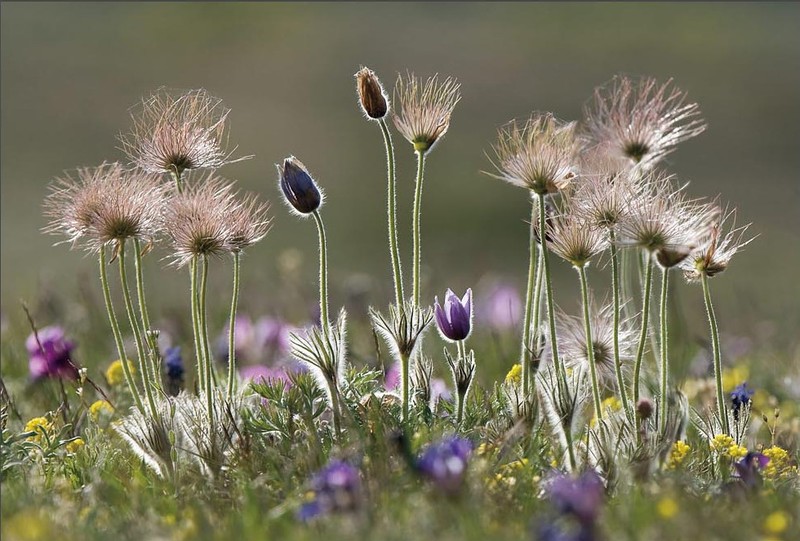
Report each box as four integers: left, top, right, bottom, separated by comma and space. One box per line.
479, 282, 522, 331
297, 460, 361, 521
26, 326, 77, 380
417, 436, 473, 495
255, 317, 292, 364
164, 346, 184, 396
730, 382, 754, 421
547, 470, 605, 526
434, 289, 473, 343
277, 157, 323, 216
240, 364, 291, 390
733, 452, 770, 488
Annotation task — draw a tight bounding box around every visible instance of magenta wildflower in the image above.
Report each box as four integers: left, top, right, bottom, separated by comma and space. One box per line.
434, 288, 473, 342
417, 436, 473, 495
479, 283, 522, 331
733, 452, 769, 488
26, 326, 77, 380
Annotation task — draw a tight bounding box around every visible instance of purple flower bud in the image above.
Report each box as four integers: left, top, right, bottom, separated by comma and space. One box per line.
417, 436, 473, 494
434, 288, 473, 342
26, 326, 77, 380
733, 451, 769, 488
164, 346, 184, 396
297, 460, 361, 521
278, 157, 322, 215
546, 471, 604, 526
730, 381, 754, 421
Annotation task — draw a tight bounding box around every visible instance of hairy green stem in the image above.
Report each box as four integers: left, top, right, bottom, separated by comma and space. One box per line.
531, 247, 545, 374
170, 167, 183, 194
226, 252, 241, 398
411, 150, 426, 306
189, 258, 205, 394
658, 268, 670, 433
702, 273, 729, 435
520, 203, 538, 397
98, 246, 145, 414
379, 118, 404, 307
311, 210, 330, 337
609, 232, 631, 419
455, 340, 467, 427
578, 265, 603, 422
632, 252, 654, 418
199, 255, 214, 425
328, 378, 343, 438
400, 352, 410, 424
132, 238, 160, 393
118, 241, 158, 417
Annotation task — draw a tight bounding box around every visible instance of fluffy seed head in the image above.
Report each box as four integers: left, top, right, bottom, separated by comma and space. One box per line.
680, 206, 754, 281
393, 73, 461, 154
574, 151, 640, 230
163, 175, 237, 267
277, 157, 323, 216
226, 192, 271, 253
355, 66, 389, 120
487, 114, 579, 196
120, 88, 248, 175
43, 162, 166, 253
584, 75, 706, 170
548, 211, 609, 268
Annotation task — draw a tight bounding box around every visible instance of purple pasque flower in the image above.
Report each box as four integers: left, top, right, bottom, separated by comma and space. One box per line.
26, 326, 77, 380
240, 364, 292, 390
546, 470, 605, 526
730, 381, 754, 421
255, 316, 292, 363
385, 361, 400, 391
733, 451, 770, 488
297, 460, 361, 521
417, 436, 473, 494
479, 282, 522, 331
434, 288, 473, 342
215, 315, 255, 364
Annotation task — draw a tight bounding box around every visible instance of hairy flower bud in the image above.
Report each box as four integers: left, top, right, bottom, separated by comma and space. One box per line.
277, 157, 322, 215
636, 397, 654, 420
355, 67, 388, 120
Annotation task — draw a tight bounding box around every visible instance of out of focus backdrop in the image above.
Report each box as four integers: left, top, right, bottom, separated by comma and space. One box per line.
2, 3, 799, 356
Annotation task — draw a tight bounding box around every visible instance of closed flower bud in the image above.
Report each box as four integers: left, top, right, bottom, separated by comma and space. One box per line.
636, 397, 654, 420
355, 67, 388, 120
277, 157, 323, 215
434, 288, 473, 342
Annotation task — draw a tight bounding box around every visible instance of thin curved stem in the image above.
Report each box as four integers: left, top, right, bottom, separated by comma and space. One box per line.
311, 210, 330, 337
702, 273, 729, 435
379, 118, 404, 307
658, 267, 670, 433
133, 238, 160, 393
118, 241, 158, 417
531, 247, 545, 374
98, 245, 144, 414
411, 150, 426, 306
400, 352, 410, 423
578, 265, 603, 422
632, 252, 654, 419
190, 257, 205, 394
170, 167, 183, 194
226, 252, 241, 398
538, 195, 564, 386
456, 340, 467, 427
520, 202, 538, 397
609, 231, 631, 419
199, 255, 214, 424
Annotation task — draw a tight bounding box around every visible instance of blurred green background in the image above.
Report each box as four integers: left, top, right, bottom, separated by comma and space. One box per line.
2, 3, 799, 357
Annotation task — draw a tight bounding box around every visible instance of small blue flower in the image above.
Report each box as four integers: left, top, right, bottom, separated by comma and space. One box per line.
417, 436, 473, 494
434, 288, 473, 342
164, 346, 184, 395
730, 382, 754, 420
297, 460, 361, 521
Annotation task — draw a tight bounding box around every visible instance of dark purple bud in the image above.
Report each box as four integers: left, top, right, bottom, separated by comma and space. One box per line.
278, 157, 322, 215
434, 288, 473, 342
417, 436, 473, 495
730, 382, 754, 421
164, 346, 184, 396
546, 470, 604, 526
26, 326, 77, 380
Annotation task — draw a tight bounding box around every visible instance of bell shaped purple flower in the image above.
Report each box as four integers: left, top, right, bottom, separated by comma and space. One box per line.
417, 436, 473, 494
297, 459, 361, 521
546, 470, 605, 526
26, 326, 77, 380
733, 451, 769, 488
434, 288, 473, 342
278, 156, 323, 216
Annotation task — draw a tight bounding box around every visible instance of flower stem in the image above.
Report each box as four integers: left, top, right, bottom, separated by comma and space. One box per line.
226, 252, 241, 399
118, 240, 158, 418
98, 245, 145, 414
379, 118, 404, 307
456, 340, 467, 427
537, 195, 565, 389
400, 352, 410, 423
520, 202, 538, 397
578, 265, 603, 422
412, 150, 426, 306
702, 273, 729, 435
658, 267, 670, 433
328, 377, 343, 438
170, 167, 183, 194
311, 210, 330, 338
609, 231, 631, 419
199, 255, 215, 425
132, 238, 160, 393
632, 252, 654, 419
190, 257, 205, 394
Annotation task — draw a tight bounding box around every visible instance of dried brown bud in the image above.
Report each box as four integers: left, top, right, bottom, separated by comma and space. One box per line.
636, 397, 654, 420
355, 67, 388, 120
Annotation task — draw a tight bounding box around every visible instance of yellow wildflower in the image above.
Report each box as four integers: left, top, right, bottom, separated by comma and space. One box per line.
105, 359, 135, 386
711, 434, 747, 460
762, 446, 798, 480
66, 438, 85, 454
590, 396, 622, 427
656, 496, 679, 519
667, 441, 691, 469
763, 510, 789, 535
24, 417, 52, 442
505, 364, 522, 385
89, 400, 114, 422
